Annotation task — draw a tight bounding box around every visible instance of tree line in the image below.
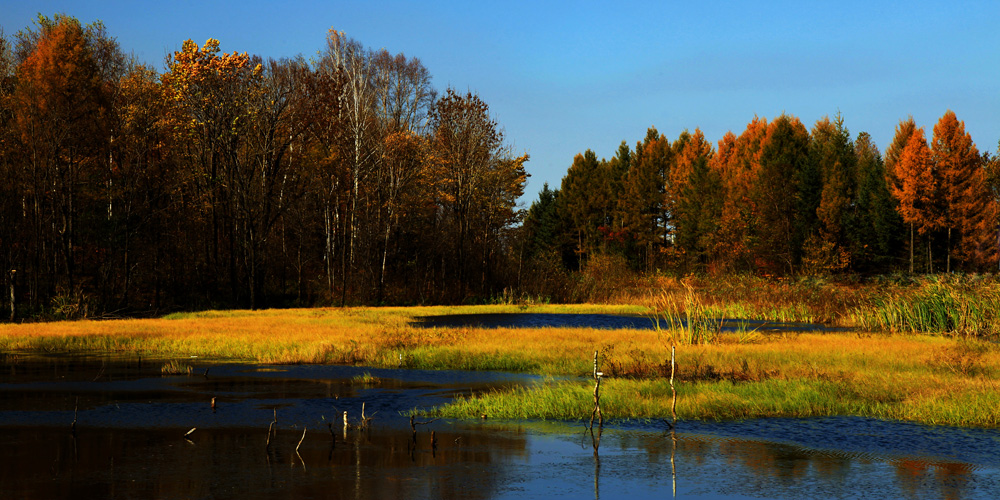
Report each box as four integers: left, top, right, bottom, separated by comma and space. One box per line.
521, 113, 1000, 296
0, 15, 527, 318
4, 15, 999, 319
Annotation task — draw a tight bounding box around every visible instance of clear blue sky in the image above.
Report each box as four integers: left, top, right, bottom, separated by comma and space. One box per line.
4, 1, 998, 205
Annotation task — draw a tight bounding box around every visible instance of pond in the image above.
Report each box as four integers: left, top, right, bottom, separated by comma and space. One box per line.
412, 313, 850, 333
1, 354, 999, 499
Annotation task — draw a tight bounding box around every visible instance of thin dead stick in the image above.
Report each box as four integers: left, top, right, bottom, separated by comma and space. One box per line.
588, 351, 603, 429
71, 397, 78, 433
184, 428, 196, 437
266, 408, 278, 448
410, 415, 439, 443
589, 375, 603, 429
670, 345, 677, 426
670, 428, 677, 497
296, 427, 307, 453
410, 416, 439, 431
295, 427, 307, 470
342, 411, 349, 441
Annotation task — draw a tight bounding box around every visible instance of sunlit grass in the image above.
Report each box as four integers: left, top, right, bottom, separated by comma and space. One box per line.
428, 333, 1000, 427
4, 294, 1000, 427
0, 304, 654, 370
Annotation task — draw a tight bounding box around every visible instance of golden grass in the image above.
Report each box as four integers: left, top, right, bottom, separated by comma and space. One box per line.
4, 303, 1000, 426
0, 304, 650, 367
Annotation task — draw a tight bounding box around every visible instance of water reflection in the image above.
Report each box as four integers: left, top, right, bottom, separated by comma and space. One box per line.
414, 313, 849, 333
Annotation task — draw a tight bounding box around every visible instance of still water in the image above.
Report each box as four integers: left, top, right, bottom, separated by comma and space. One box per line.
413, 313, 849, 333
1, 354, 998, 499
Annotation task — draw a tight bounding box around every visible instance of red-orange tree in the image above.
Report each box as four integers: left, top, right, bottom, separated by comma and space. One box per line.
890, 128, 940, 272
11, 15, 112, 305
932, 110, 996, 270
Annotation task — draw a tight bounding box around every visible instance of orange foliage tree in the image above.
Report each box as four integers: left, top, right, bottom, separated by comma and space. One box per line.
932, 110, 996, 270
11, 15, 114, 302
889, 128, 940, 272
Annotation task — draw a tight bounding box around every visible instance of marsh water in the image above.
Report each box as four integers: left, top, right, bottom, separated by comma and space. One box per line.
413, 312, 850, 333
2, 353, 999, 499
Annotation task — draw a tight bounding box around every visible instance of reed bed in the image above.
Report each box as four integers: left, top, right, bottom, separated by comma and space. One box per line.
850, 281, 1000, 337
639, 273, 1000, 339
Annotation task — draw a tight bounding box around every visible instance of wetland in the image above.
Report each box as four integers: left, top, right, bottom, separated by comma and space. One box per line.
3, 300, 1000, 498
1, 354, 1000, 499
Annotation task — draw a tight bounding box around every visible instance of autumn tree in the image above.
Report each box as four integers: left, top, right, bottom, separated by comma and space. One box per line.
105, 63, 177, 308
10, 15, 121, 312
163, 39, 312, 309
713, 118, 768, 272
889, 128, 940, 272
429, 88, 527, 298
931, 110, 994, 271
0, 28, 16, 318
668, 129, 717, 271
368, 49, 434, 302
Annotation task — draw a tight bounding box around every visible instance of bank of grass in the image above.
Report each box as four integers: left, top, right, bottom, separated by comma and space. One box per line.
430, 334, 1000, 427
3, 291, 1000, 427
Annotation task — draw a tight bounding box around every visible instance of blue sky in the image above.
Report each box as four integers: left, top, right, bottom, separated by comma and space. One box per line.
3, 1, 998, 205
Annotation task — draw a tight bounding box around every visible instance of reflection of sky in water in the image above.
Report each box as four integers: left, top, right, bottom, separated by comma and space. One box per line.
413, 313, 852, 332
1, 355, 999, 499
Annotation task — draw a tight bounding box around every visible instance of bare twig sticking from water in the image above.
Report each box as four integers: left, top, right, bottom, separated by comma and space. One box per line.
70, 397, 78, 433
296, 427, 307, 453
266, 409, 277, 449
295, 427, 307, 470
588, 351, 604, 430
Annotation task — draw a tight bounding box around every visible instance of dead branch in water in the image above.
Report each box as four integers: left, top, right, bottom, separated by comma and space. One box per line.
588, 351, 604, 430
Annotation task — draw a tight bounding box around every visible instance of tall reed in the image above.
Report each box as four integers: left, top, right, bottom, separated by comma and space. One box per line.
851, 282, 1000, 337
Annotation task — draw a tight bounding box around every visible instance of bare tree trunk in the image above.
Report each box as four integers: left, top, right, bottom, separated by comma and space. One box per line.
947, 227, 952, 273
927, 238, 933, 274
909, 223, 914, 273
8, 270, 14, 322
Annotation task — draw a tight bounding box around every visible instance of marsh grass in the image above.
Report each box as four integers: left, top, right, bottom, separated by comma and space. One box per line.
161, 360, 193, 375
424, 332, 1000, 427
351, 372, 381, 386
851, 281, 1000, 338
639, 274, 1000, 339
5, 285, 1000, 427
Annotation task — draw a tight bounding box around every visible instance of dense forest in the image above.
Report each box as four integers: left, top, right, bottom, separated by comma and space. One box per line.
0, 15, 527, 317
521, 112, 1000, 297
2, 15, 999, 319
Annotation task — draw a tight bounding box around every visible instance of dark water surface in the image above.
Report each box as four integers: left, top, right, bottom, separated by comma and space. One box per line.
1, 354, 998, 499
413, 313, 848, 333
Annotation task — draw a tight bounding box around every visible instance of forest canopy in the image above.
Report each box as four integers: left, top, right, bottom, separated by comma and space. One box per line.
521, 112, 1000, 296
2, 14, 999, 319
1, 15, 527, 317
